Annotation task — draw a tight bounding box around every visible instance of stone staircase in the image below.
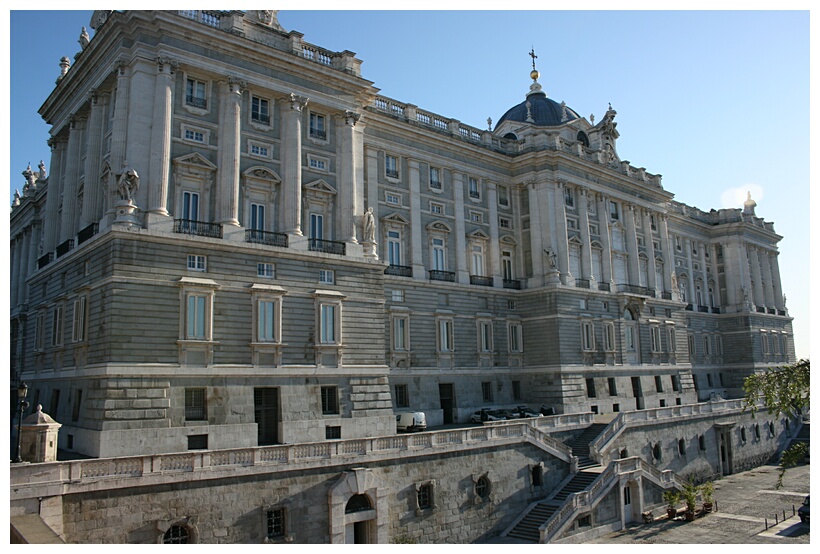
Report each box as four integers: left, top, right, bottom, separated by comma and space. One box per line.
504, 423, 608, 542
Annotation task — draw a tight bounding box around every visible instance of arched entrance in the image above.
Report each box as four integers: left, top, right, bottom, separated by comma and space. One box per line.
328, 468, 387, 543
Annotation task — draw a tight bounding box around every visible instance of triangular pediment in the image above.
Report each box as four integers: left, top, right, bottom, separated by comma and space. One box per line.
568, 235, 583, 245
173, 152, 217, 171
468, 229, 491, 241
303, 179, 336, 195
381, 212, 409, 226
500, 234, 517, 246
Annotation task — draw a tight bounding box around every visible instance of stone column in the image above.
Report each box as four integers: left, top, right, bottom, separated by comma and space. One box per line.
487, 182, 502, 287
60, 116, 86, 244
710, 243, 722, 307
11, 237, 21, 307
749, 246, 765, 309
553, 180, 571, 284
105, 60, 131, 225
597, 194, 614, 287
699, 242, 709, 306
281, 94, 308, 236
17, 229, 31, 306
80, 90, 106, 229
624, 203, 640, 286
336, 110, 360, 244
27, 221, 41, 284
760, 249, 776, 310
771, 252, 785, 311
453, 172, 468, 284
578, 187, 594, 285
658, 213, 673, 295
216, 77, 244, 227
684, 238, 696, 304
408, 159, 425, 280
146, 56, 177, 223
642, 209, 657, 292
527, 181, 545, 286
43, 138, 66, 253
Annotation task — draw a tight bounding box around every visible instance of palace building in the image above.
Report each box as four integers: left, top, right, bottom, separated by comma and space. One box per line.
10, 9, 794, 461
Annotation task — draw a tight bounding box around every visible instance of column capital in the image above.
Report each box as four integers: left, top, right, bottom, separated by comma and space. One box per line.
155, 55, 179, 74
114, 57, 129, 76
343, 110, 361, 126
525, 179, 537, 190
226, 76, 247, 93
288, 93, 309, 111
596, 192, 608, 203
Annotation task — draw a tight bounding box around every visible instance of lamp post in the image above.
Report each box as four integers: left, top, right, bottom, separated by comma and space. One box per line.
13, 382, 29, 464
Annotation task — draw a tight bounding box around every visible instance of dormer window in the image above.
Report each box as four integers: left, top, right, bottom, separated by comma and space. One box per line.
577, 131, 590, 147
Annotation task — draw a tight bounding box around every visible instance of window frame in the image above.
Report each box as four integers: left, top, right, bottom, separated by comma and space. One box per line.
185, 387, 207, 421
71, 295, 88, 343
467, 176, 481, 201
308, 111, 327, 141
250, 94, 272, 128
320, 385, 339, 415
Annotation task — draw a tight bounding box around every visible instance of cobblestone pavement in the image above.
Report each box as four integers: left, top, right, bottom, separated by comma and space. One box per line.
587, 462, 810, 544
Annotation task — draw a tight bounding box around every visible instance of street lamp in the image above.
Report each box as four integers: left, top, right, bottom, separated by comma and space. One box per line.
13, 382, 29, 464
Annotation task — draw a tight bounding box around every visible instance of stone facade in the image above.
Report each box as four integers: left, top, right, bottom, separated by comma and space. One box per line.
9, 10, 794, 461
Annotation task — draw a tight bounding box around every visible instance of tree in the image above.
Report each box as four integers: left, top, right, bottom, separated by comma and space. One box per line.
743, 359, 810, 488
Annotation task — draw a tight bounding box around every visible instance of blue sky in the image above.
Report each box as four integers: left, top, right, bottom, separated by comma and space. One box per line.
6, 7, 813, 360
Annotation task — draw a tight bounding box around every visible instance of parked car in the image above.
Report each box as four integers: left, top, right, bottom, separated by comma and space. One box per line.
469, 409, 506, 423
514, 406, 542, 418
396, 412, 427, 432
798, 495, 809, 524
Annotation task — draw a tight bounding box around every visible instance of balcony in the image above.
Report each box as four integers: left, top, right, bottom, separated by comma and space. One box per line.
661, 291, 673, 300
308, 238, 346, 255
429, 270, 455, 282
386, 169, 399, 179
245, 229, 288, 248
309, 128, 326, 140
430, 180, 442, 190
185, 95, 207, 110
767, 308, 776, 315
618, 284, 653, 297
77, 223, 99, 245
711, 307, 721, 314
598, 282, 611, 292
174, 219, 223, 239
251, 113, 270, 125
575, 279, 590, 289
777, 309, 786, 316
56, 239, 74, 258
756, 306, 766, 313
685, 304, 693, 311
470, 275, 493, 287
503, 279, 521, 290
698, 305, 709, 313
38, 252, 53, 269
385, 265, 412, 277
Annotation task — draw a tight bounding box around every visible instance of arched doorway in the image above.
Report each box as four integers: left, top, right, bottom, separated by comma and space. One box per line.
345, 494, 374, 544
328, 468, 387, 543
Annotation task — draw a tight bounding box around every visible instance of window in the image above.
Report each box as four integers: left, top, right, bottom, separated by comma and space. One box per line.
387, 230, 402, 266
250, 203, 265, 231
34, 312, 45, 351
671, 375, 681, 392
319, 304, 337, 344
655, 375, 664, 393
187, 254, 206, 271
51, 305, 64, 347
501, 250, 514, 280
49, 389, 61, 416
703, 335, 711, 356
761, 333, 769, 354
469, 211, 483, 223
183, 126, 206, 143
581, 321, 595, 351
431, 238, 446, 271
325, 426, 341, 439
471, 244, 485, 276
481, 382, 493, 403
586, 378, 597, 398
429, 167, 442, 190
475, 475, 490, 498
468, 177, 480, 200
609, 201, 619, 220
308, 154, 328, 171
604, 323, 615, 352
163, 525, 192, 544
182, 191, 200, 222
385, 192, 401, 205
430, 201, 444, 215
678, 438, 686, 456
71, 389, 82, 422
385, 154, 399, 179
417, 483, 434, 510
392, 314, 409, 351
740, 427, 747, 443
394, 384, 409, 408
707, 373, 713, 387
667, 328, 677, 352
512, 381, 521, 401
319, 269, 334, 284
256, 299, 279, 343
478, 320, 493, 353
499, 217, 512, 229
266, 508, 286, 540
71, 296, 87, 343
391, 289, 404, 302
508, 322, 523, 353
257, 263, 275, 278
699, 434, 707, 451
497, 185, 509, 207
608, 377, 617, 396
185, 77, 207, 109
437, 318, 454, 352
688, 334, 696, 360
651, 326, 662, 352
309, 112, 326, 140
185, 293, 208, 339
251, 95, 270, 125
249, 141, 270, 159
321, 386, 339, 414
185, 388, 207, 420
564, 187, 575, 208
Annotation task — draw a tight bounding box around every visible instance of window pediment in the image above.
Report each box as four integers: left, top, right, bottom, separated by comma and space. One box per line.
173, 152, 218, 172
303, 179, 336, 196
243, 166, 281, 183
468, 229, 490, 241
426, 220, 452, 233
381, 212, 409, 226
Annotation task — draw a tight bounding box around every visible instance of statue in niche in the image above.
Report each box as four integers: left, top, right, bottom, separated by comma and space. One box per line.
117, 161, 139, 204
78, 27, 90, 50
363, 207, 375, 243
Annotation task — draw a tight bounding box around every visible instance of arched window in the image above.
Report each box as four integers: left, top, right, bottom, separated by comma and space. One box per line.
577, 131, 590, 147
345, 494, 372, 513
503, 132, 518, 140
475, 475, 491, 498
163, 525, 191, 544
652, 442, 662, 460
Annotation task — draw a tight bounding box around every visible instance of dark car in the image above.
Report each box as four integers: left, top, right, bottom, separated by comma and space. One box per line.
798, 495, 809, 524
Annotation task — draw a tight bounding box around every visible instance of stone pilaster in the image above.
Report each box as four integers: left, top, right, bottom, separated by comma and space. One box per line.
597, 194, 614, 287
60, 117, 86, 244
216, 76, 245, 227
43, 138, 66, 253
553, 180, 571, 284
453, 172, 468, 285
80, 90, 106, 229
336, 110, 360, 244
625, 203, 640, 286
146, 56, 177, 222
17, 228, 31, 306
408, 159, 425, 279
749, 246, 765, 309
642, 209, 657, 292
104, 60, 131, 226
685, 238, 696, 304
282, 94, 308, 236
527, 181, 545, 286
771, 252, 785, 311
487, 182, 502, 287
760, 249, 776, 310
578, 188, 593, 284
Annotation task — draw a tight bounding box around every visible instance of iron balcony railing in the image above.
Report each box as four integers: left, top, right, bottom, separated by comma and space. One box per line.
38, 252, 53, 269
685, 304, 693, 311
308, 238, 346, 255
698, 305, 710, 313
503, 279, 521, 290
661, 291, 673, 300
575, 279, 590, 289
56, 239, 74, 258
470, 275, 493, 287
711, 307, 721, 314
245, 229, 288, 248
385, 265, 412, 277
185, 95, 207, 110
756, 306, 766, 313
309, 128, 326, 140
598, 282, 611, 292
429, 270, 455, 282
77, 223, 99, 245
174, 219, 223, 239
617, 284, 653, 297
251, 113, 270, 125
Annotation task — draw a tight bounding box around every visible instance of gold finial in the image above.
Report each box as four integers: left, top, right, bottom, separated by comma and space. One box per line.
529, 47, 539, 81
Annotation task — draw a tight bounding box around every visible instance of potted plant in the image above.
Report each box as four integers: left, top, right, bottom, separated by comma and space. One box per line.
701, 481, 714, 513
663, 489, 681, 520
682, 482, 698, 521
